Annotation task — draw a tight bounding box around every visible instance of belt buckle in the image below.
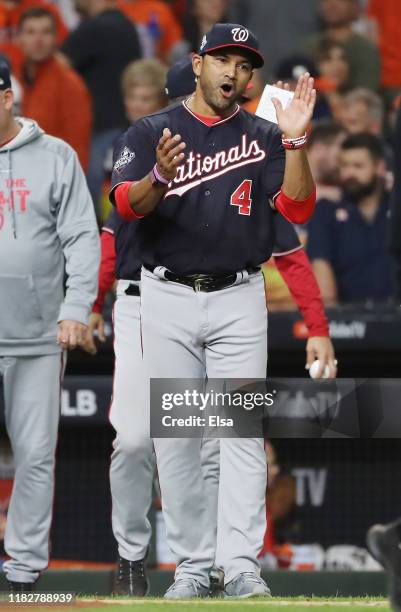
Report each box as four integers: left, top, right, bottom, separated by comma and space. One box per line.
193, 274, 211, 292
194, 278, 203, 292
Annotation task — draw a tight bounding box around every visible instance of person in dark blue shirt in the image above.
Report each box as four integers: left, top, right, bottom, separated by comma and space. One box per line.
307, 133, 395, 303
390, 104, 401, 302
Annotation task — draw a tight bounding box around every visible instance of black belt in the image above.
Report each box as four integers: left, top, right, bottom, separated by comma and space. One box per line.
124, 283, 140, 296
144, 265, 260, 293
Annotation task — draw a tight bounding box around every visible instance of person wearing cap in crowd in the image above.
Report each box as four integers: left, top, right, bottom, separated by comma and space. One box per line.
109, 22, 317, 599
0, 60, 99, 592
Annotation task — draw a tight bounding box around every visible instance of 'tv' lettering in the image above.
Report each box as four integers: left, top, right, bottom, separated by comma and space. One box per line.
292, 468, 328, 506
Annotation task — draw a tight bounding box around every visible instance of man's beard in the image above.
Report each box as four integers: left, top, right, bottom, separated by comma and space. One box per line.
342, 176, 380, 203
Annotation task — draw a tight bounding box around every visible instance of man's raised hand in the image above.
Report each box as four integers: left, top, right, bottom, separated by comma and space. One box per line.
272, 73, 316, 139
156, 128, 186, 182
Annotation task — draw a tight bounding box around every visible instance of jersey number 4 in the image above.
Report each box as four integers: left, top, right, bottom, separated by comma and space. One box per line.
230, 180, 253, 216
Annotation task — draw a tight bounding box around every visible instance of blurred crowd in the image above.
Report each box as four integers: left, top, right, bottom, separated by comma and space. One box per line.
1, 0, 400, 307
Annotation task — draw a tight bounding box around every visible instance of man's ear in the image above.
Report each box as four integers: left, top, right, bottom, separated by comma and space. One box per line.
192, 54, 203, 78
376, 158, 386, 177
3, 89, 14, 112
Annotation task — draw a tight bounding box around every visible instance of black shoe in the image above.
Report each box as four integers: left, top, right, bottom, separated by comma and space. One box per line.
367, 523, 401, 612
208, 566, 225, 598
7, 581, 34, 593
113, 555, 149, 597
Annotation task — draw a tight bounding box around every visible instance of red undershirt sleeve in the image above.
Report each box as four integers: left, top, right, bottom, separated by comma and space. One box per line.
274, 248, 329, 337
114, 182, 144, 220
92, 230, 117, 314
273, 186, 316, 224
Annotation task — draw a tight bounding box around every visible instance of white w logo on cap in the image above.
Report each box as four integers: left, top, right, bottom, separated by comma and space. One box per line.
231, 27, 249, 42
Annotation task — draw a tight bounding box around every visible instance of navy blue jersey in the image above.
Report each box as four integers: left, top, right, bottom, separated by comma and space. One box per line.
104, 207, 299, 280
103, 209, 141, 281
110, 100, 285, 275
271, 214, 301, 257
307, 197, 394, 301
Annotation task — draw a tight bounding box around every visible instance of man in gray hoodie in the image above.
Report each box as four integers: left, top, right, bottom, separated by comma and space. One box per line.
0, 61, 100, 591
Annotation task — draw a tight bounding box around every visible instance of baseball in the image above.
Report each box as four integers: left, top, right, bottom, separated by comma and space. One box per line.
309, 359, 330, 379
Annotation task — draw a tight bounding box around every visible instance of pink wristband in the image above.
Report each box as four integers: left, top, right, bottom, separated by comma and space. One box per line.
152, 163, 170, 185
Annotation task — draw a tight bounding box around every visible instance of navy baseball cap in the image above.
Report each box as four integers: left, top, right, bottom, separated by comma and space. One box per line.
199, 23, 264, 69
0, 59, 11, 90
165, 56, 197, 99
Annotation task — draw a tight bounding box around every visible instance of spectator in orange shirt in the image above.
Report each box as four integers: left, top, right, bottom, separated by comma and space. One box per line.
367, 0, 401, 103
14, 7, 91, 170
117, 0, 187, 63
0, 0, 67, 68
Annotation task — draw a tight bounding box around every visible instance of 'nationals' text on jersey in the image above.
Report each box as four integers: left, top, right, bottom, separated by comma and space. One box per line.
110, 100, 285, 275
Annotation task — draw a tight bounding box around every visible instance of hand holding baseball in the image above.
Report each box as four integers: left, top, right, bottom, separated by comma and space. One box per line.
156, 128, 186, 182
272, 73, 316, 139
306, 336, 337, 379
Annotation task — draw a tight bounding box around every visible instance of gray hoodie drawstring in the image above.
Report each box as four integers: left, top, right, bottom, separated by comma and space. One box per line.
8, 150, 16, 239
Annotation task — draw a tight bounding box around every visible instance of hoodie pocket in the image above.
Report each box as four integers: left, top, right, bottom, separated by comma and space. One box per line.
0, 275, 45, 340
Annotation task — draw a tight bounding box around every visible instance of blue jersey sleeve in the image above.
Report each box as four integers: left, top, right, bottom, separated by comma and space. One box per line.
102, 207, 122, 234
306, 200, 335, 263
272, 214, 301, 256
109, 120, 157, 204
261, 128, 285, 199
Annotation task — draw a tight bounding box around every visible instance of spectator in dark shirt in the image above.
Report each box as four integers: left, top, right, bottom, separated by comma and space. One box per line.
307, 133, 395, 304
390, 105, 401, 301
304, 0, 380, 92
61, 0, 141, 211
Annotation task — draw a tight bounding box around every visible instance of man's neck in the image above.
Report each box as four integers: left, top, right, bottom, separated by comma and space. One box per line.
187, 91, 237, 120
89, 0, 114, 16
357, 189, 382, 222
0, 118, 21, 147
24, 57, 51, 83
325, 24, 353, 43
